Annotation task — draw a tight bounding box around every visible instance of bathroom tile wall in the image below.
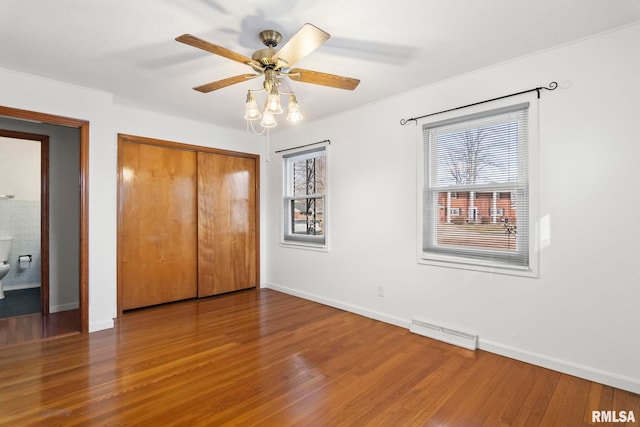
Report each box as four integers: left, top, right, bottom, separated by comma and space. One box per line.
0, 199, 41, 288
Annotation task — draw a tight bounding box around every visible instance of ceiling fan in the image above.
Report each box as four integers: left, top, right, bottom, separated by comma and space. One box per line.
175, 23, 360, 94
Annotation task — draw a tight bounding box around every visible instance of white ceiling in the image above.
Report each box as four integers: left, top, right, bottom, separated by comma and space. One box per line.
2, 0, 640, 131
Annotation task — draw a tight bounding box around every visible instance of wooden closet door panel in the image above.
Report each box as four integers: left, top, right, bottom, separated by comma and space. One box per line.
198, 152, 257, 297
120, 141, 198, 310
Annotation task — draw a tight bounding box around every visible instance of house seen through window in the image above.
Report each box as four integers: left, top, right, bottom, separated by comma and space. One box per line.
420, 101, 534, 272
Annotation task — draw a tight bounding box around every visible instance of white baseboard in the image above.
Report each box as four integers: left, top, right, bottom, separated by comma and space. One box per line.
478, 339, 640, 395
89, 318, 114, 333
264, 283, 409, 329
50, 302, 79, 313
265, 283, 640, 395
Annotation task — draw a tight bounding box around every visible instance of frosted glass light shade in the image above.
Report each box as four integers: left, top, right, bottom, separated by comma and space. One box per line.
286, 94, 303, 122
244, 92, 261, 120
265, 87, 283, 114
260, 109, 277, 128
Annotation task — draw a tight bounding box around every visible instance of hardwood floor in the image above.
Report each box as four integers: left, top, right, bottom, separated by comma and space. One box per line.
0, 289, 637, 426
0, 309, 80, 347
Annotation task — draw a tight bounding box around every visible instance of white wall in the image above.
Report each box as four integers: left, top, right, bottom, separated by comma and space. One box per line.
0, 137, 40, 200
266, 23, 640, 393
49, 125, 80, 312
0, 68, 267, 332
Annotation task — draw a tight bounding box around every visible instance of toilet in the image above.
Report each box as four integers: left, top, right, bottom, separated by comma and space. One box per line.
0, 237, 12, 299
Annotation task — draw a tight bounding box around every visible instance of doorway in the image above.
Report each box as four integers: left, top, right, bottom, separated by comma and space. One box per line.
0, 105, 89, 344
0, 131, 49, 319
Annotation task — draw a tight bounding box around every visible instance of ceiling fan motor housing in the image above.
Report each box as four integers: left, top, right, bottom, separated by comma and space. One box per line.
252, 47, 278, 67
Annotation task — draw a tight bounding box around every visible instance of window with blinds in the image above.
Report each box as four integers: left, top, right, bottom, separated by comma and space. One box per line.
420, 102, 533, 271
282, 145, 327, 247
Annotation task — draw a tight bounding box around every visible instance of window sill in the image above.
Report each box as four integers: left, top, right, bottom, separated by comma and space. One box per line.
418, 253, 538, 278
281, 240, 328, 252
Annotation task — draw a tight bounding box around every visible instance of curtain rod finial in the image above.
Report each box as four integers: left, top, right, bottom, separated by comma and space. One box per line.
400, 118, 417, 126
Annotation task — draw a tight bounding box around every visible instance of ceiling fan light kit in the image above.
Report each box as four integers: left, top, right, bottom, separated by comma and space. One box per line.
176, 23, 360, 134
244, 68, 301, 130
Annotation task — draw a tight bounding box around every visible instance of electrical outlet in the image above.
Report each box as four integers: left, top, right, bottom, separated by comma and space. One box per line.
377, 286, 385, 297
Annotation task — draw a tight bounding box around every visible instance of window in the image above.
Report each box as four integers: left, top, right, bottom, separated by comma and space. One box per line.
419, 98, 538, 275
282, 145, 327, 247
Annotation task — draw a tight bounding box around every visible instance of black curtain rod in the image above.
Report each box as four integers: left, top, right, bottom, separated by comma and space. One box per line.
275, 139, 331, 154
399, 81, 558, 126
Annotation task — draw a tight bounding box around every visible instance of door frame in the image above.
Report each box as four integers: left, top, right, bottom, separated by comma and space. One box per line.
116, 133, 260, 317
0, 129, 50, 314
0, 106, 89, 333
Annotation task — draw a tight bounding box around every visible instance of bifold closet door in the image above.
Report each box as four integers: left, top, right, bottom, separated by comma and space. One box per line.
197, 152, 258, 297
119, 141, 198, 310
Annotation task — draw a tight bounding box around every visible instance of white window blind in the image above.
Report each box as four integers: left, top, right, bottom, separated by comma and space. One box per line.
422, 102, 530, 268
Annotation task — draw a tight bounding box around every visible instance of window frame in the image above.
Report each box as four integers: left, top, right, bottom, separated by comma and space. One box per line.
281, 143, 329, 250
416, 93, 539, 277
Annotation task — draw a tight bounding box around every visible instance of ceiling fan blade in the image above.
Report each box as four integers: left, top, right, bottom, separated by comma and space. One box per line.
176, 34, 260, 68
288, 68, 360, 90
273, 23, 330, 68
193, 74, 259, 93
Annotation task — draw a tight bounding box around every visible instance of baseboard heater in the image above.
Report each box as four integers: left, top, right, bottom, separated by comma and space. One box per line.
410, 318, 478, 350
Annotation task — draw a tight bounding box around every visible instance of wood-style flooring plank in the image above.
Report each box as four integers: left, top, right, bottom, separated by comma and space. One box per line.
0, 289, 638, 426
0, 310, 80, 347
